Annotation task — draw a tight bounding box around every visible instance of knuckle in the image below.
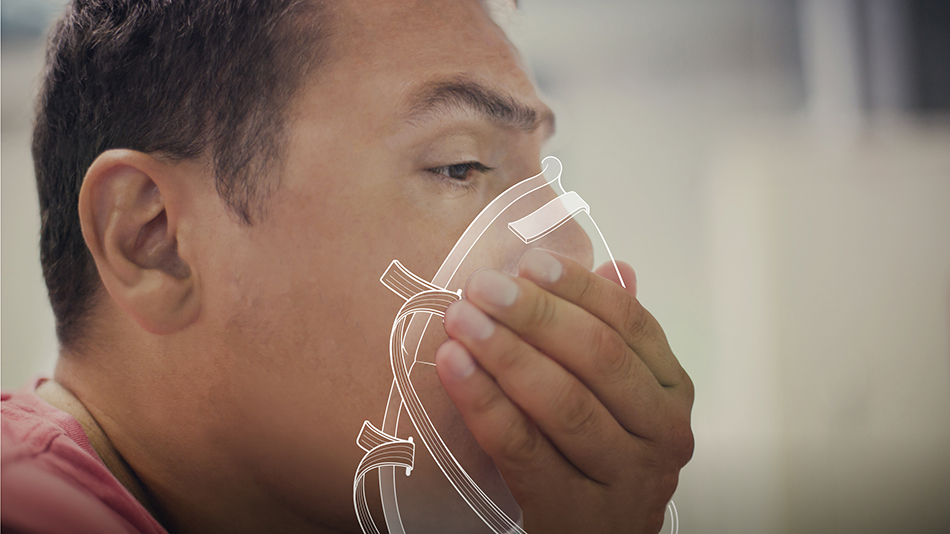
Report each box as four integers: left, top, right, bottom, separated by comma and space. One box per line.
589, 324, 633, 382
469, 383, 507, 419
661, 410, 694, 467
497, 417, 543, 465
632, 473, 679, 534
681, 369, 696, 405
621, 300, 651, 343
525, 290, 559, 331
493, 337, 527, 374
553, 380, 599, 436
672, 423, 695, 466
645, 473, 680, 532
659, 472, 680, 502
575, 270, 599, 304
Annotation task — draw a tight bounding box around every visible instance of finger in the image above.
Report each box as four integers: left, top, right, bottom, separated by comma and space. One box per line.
433, 339, 590, 494
462, 267, 669, 437
518, 249, 688, 390
443, 300, 635, 482
593, 260, 636, 298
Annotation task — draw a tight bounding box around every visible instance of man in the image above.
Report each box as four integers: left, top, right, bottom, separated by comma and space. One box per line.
1, 0, 694, 532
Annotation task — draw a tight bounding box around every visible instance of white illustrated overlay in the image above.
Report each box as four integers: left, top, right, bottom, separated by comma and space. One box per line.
353, 156, 678, 534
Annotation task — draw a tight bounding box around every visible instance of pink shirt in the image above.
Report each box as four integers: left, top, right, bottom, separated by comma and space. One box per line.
1, 378, 168, 534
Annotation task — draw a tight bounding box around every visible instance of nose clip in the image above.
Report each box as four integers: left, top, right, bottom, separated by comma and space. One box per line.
508, 191, 589, 244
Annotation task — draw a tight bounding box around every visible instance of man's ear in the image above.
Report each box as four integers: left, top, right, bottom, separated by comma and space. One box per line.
78, 149, 201, 335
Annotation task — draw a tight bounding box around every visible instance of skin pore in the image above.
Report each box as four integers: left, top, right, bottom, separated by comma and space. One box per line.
57, 1, 693, 533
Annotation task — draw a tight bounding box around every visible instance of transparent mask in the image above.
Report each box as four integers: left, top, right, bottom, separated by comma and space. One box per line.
353, 156, 625, 534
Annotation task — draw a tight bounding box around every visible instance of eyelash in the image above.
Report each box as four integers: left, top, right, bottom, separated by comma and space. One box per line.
426, 161, 494, 190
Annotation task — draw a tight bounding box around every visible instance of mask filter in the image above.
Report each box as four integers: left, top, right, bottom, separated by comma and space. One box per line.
352, 157, 635, 533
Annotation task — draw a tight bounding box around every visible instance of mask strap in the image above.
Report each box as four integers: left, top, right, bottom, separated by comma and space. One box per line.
380, 260, 452, 299
354, 261, 525, 534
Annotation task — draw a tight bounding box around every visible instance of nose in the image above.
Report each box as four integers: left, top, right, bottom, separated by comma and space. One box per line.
533, 214, 594, 270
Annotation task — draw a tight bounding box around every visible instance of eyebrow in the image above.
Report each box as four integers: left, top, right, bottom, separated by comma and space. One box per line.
405, 76, 555, 135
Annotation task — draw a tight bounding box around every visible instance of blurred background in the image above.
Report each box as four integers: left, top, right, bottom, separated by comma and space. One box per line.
3, 0, 949, 532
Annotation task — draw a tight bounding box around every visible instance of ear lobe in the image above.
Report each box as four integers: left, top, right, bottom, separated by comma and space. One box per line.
79, 149, 200, 335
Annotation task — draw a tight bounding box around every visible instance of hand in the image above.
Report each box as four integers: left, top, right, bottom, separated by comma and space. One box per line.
436, 249, 694, 534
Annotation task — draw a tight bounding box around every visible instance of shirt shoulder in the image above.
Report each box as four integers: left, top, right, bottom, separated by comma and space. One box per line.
1, 380, 167, 534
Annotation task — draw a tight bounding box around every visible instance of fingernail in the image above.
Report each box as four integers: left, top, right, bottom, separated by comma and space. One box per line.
446, 300, 494, 340
436, 341, 476, 380
520, 249, 563, 283
469, 270, 518, 307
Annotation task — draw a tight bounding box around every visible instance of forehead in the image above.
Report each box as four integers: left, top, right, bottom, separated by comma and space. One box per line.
325, 0, 539, 109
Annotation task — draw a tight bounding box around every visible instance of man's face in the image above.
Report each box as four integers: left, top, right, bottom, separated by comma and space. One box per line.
188, 0, 554, 528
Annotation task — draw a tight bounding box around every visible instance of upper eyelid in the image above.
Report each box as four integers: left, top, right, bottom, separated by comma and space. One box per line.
428, 161, 494, 173
424, 162, 493, 193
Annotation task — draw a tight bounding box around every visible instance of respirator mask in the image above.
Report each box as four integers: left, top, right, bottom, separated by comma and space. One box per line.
351, 156, 676, 533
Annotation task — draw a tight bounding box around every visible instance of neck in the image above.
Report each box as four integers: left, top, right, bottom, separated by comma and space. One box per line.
51, 348, 356, 534
36, 379, 162, 518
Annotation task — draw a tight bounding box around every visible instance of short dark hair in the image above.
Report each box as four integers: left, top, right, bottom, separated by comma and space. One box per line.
32, 0, 328, 346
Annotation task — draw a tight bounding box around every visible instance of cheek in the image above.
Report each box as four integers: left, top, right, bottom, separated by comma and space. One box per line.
192, 207, 397, 423
197, 167, 491, 450
218, 238, 395, 393
207, 239, 403, 481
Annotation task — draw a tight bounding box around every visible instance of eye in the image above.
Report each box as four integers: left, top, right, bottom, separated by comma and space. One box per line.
427, 161, 494, 183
